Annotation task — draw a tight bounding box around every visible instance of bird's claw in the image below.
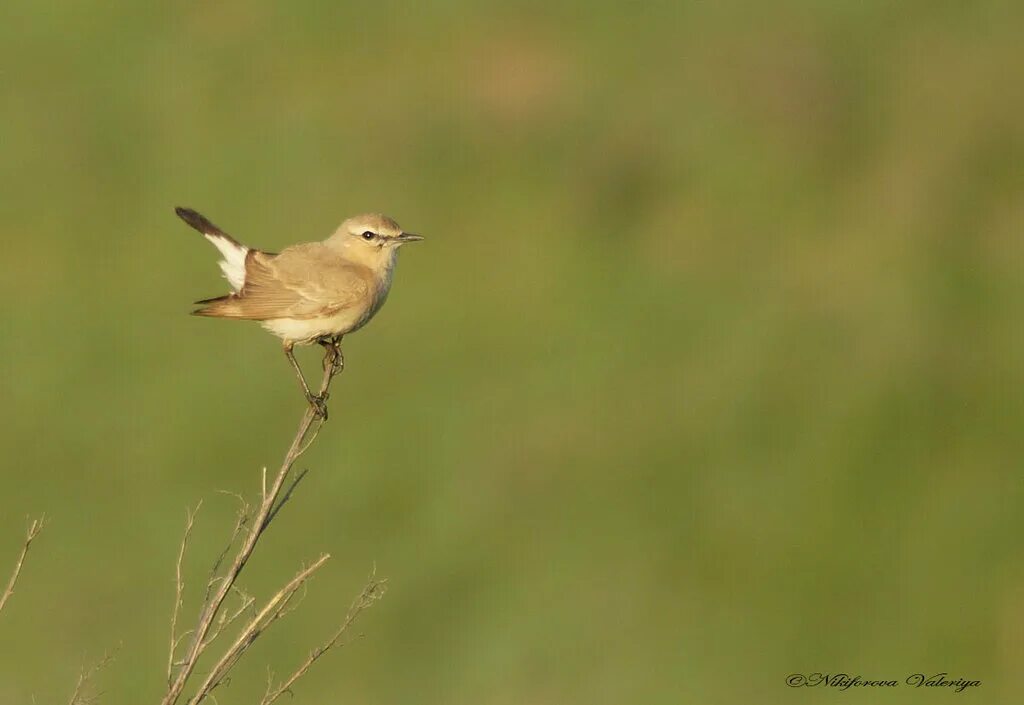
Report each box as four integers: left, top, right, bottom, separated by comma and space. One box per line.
306, 392, 329, 419
319, 340, 345, 376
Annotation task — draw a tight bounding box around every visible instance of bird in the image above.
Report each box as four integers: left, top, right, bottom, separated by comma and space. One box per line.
176, 206, 423, 416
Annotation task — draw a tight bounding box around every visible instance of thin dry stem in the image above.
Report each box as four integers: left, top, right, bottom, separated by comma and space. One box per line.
261, 571, 388, 705
161, 348, 336, 705
167, 503, 202, 685
0, 516, 45, 616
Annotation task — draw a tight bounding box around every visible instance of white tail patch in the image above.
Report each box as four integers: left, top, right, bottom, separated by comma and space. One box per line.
204, 234, 249, 291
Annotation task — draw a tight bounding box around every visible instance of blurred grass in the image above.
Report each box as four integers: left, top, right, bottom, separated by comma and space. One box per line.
0, 1, 1022, 703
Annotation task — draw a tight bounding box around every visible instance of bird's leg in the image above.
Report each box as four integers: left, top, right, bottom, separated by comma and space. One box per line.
284, 342, 328, 418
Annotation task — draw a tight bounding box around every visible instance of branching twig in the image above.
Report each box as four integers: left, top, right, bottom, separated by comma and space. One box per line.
187, 554, 331, 703
260, 570, 388, 705
69, 650, 117, 705
265, 468, 309, 527
161, 347, 339, 705
200, 584, 256, 652
0, 516, 45, 616
202, 500, 251, 610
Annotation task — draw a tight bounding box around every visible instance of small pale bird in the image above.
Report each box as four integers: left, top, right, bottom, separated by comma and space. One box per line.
176, 207, 423, 416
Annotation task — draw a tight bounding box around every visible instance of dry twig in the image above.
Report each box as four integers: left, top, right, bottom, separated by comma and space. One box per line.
261, 569, 388, 705
0, 516, 45, 616
68, 650, 117, 705
162, 343, 380, 705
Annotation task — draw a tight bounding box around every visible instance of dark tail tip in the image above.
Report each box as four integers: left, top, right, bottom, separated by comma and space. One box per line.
191, 294, 234, 317
175, 206, 220, 236
194, 294, 231, 305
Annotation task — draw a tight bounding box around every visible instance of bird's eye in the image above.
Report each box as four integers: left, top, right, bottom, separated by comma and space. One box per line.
361, 231, 375, 240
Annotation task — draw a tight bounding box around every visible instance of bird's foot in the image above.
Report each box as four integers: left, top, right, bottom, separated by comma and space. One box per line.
306, 392, 329, 420
318, 336, 345, 376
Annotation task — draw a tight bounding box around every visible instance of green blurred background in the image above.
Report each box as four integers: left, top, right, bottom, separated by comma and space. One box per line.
1, 1, 1022, 703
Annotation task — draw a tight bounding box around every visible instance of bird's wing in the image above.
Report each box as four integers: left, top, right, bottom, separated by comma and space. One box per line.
193, 245, 373, 320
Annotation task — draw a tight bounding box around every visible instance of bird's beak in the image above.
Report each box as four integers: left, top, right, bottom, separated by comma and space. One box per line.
394, 233, 424, 244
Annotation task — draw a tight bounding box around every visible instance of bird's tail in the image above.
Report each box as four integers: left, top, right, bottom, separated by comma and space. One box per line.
175, 206, 249, 292
175, 207, 239, 243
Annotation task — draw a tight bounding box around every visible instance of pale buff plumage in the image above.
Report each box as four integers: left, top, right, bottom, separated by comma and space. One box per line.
176, 207, 422, 414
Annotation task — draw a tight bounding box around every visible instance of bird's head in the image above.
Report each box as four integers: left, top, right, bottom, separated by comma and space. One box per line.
333, 214, 422, 248
326, 213, 423, 268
